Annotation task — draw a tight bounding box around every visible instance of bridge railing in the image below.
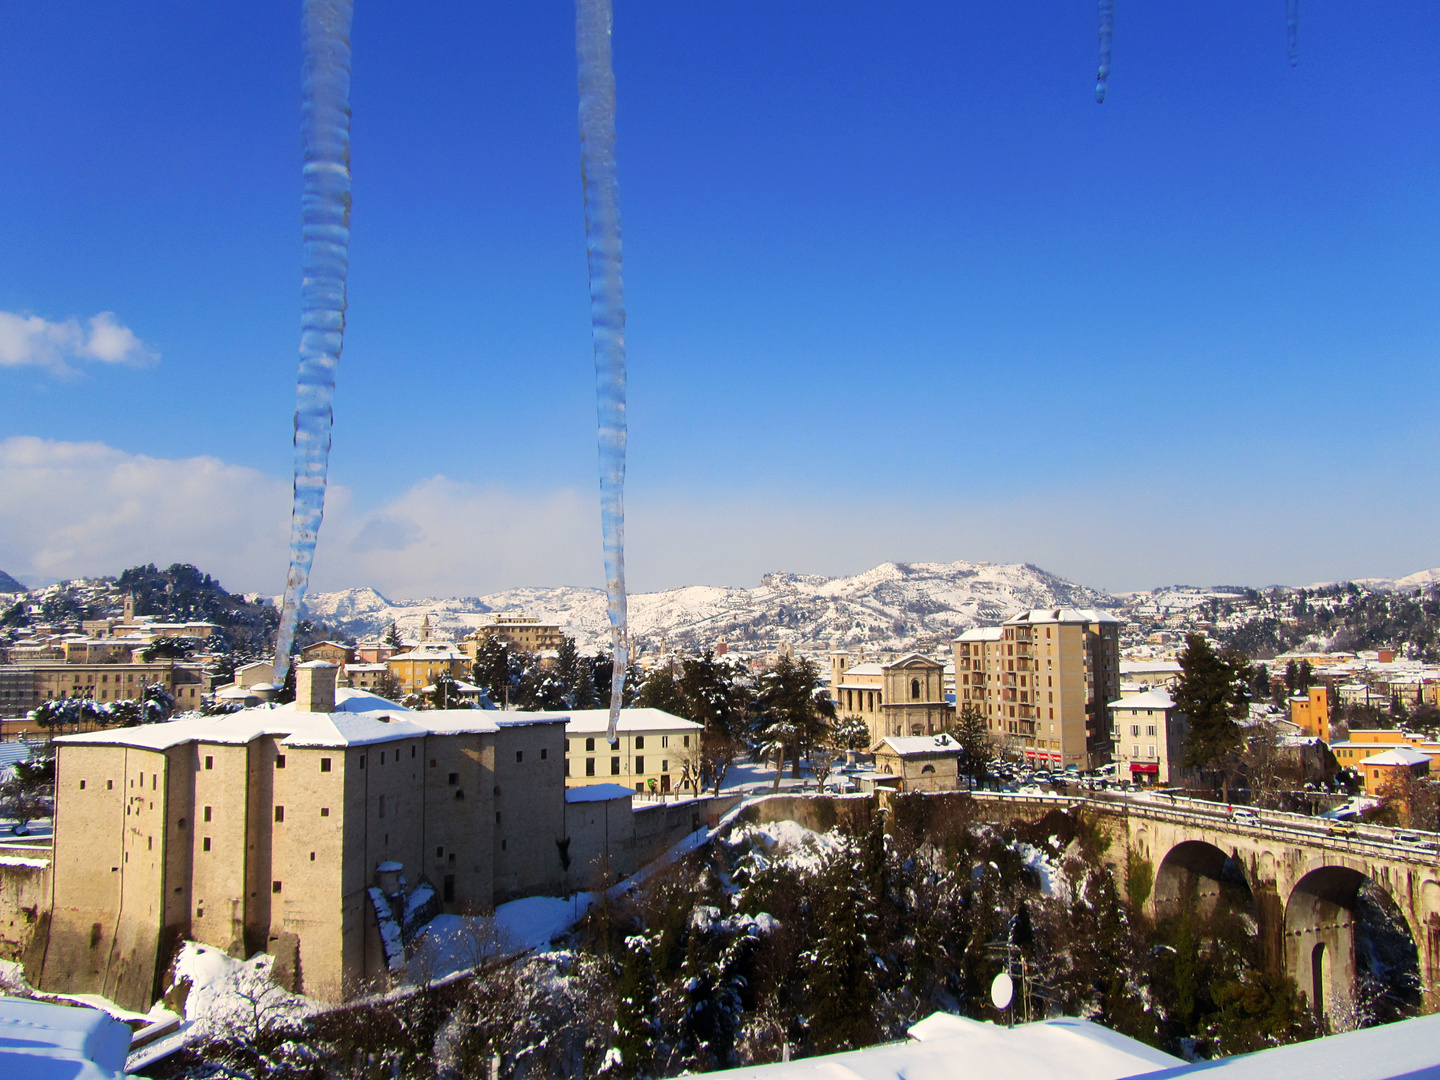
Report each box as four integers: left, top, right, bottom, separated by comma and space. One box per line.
965, 789, 1440, 863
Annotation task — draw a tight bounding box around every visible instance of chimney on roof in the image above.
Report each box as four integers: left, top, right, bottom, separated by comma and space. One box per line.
295, 661, 338, 713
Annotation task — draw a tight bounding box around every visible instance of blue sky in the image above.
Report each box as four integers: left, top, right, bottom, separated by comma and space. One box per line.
2, 1, 1439, 597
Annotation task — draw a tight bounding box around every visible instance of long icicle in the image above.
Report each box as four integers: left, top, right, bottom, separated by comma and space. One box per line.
1287, 0, 1299, 66
576, 0, 629, 744
274, 0, 353, 689
1095, 0, 1114, 103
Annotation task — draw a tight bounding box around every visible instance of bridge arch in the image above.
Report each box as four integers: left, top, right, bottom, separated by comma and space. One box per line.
1284, 863, 1421, 1027
1153, 839, 1254, 922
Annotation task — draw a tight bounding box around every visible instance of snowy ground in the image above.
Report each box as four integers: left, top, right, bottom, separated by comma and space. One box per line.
0, 815, 52, 845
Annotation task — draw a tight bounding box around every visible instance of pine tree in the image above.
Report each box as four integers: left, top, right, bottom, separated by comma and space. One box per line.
802, 845, 879, 1053
635, 661, 685, 715
383, 622, 403, 648
1176, 634, 1248, 782
612, 935, 658, 1078
951, 704, 992, 783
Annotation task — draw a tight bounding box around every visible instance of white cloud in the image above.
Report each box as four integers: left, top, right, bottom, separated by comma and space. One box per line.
0, 437, 290, 589
0, 311, 156, 375
2, 437, 1436, 601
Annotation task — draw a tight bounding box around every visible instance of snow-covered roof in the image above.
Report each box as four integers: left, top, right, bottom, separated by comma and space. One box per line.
842, 662, 885, 676
875, 733, 960, 757
390, 644, 467, 660
1360, 745, 1431, 767
0, 995, 134, 1080
886, 653, 942, 668
1134, 1010, 1440, 1080
1119, 660, 1183, 674
563, 708, 702, 734
565, 783, 634, 803
1109, 689, 1176, 711
955, 627, 1005, 642
50, 689, 565, 751
705, 1012, 1178, 1080
1005, 608, 1123, 626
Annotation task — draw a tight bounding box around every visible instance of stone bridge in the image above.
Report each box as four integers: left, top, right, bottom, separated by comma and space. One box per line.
965, 792, 1440, 1023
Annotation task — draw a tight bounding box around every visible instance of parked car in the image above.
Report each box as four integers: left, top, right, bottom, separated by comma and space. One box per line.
1230, 808, 1260, 825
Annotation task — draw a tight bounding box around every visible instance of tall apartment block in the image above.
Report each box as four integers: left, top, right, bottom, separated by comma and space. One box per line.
954, 608, 1121, 771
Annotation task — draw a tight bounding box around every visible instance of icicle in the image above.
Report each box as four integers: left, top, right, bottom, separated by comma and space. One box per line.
1287, 0, 1299, 66
575, 0, 629, 744
1095, 0, 1114, 103
274, 0, 353, 688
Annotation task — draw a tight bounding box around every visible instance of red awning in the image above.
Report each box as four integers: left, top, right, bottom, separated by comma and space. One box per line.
1130, 762, 1159, 773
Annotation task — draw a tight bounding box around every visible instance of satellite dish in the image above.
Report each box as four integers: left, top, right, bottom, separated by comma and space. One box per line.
991, 971, 1014, 1010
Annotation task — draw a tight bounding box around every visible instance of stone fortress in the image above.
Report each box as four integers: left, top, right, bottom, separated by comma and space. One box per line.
9, 662, 729, 1009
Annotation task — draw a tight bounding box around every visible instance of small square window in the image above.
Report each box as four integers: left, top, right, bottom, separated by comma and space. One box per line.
204, 756, 213, 770
203, 837, 211, 851
203, 806, 212, 822
310, 852, 315, 861
540, 747, 547, 760
107, 779, 113, 789
448, 772, 459, 786
586, 738, 595, 752
79, 780, 86, 790
321, 807, 330, 817
272, 880, 282, 894
516, 750, 523, 763
275, 755, 286, 769
359, 755, 366, 769
275, 806, 284, 823
320, 758, 331, 772
635, 736, 645, 750
495, 811, 501, 824
436, 846, 444, 858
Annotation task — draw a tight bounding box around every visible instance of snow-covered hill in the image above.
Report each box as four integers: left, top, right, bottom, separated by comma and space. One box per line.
300, 560, 1113, 654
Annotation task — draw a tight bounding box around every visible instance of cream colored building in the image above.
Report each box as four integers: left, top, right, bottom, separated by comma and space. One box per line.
39, 662, 570, 1008
831, 658, 885, 741
463, 614, 567, 657
830, 653, 952, 746
954, 608, 1122, 771
1118, 659, 1183, 688
563, 708, 702, 795
871, 733, 962, 792
0, 660, 209, 719
1109, 688, 1188, 785
879, 655, 952, 742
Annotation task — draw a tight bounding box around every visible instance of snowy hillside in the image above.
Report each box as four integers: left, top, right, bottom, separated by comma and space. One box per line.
299, 560, 1112, 654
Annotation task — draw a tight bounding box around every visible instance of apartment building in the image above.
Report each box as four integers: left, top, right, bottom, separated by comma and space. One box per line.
563, 708, 703, 795
954, 608, 1122, 771
39, 662, 569, 1009
463, 614, 567, 656
1289, 685, 1332, 742
1109, 688, 1187, 785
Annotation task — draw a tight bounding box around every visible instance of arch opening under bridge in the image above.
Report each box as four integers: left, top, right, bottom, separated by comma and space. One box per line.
1153, 840, 1255, 924
1284, 864, 1421, 1029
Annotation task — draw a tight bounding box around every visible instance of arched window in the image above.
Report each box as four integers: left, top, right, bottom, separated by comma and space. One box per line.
912, 725, 923, 736
921, 764, 936, 774
911, 678, 921, 700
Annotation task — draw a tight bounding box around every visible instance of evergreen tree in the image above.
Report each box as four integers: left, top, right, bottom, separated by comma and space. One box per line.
611, 934, 658, 1078
951, 704, 992, 784
383, 622, 403, 648
802, 843, 879, 1052
472, 637, 515, 707
1176, 634, 1249, 786
635, 661, 686, 715
758, 656, 835, 779
571, 662, 600, 710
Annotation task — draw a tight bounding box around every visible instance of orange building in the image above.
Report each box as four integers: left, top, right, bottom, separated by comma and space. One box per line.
1289, 686, 1331, 742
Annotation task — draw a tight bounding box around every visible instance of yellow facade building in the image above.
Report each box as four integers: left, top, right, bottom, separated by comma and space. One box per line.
562, 708, 703, 795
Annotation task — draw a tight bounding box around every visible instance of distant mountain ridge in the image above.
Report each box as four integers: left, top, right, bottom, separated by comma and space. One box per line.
0, 570, 25, 594
298, 559, 1112, 654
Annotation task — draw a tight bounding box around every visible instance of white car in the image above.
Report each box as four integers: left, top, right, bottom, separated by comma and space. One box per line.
1230, 808, 1260, 825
